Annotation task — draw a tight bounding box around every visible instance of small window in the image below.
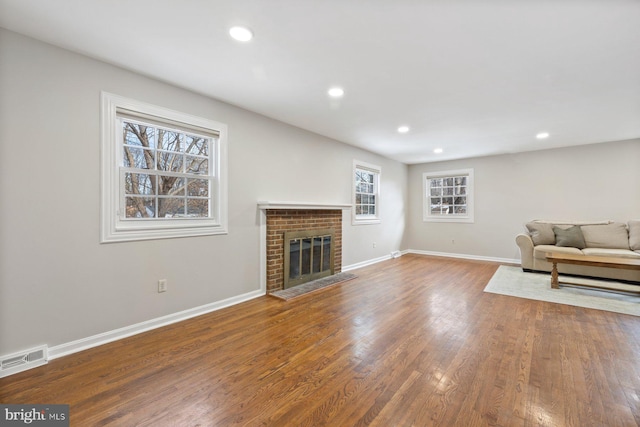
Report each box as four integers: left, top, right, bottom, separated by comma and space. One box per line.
101, 92, 228, 242
353, 160, 381, 225
423, 169, 474, 223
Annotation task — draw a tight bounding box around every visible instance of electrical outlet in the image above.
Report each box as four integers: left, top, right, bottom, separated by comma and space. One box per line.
373, 242, 377, 248
158, 279, 167, 293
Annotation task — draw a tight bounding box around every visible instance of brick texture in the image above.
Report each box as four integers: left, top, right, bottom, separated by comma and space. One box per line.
266, 209, 342, 292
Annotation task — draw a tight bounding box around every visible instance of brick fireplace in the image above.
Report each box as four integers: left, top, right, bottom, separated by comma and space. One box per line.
258, 202, 351, 293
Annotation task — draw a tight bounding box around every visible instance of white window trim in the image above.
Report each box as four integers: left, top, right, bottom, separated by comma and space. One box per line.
423, 168, 474, 223
100, 92, 228, 243
352, 160, 381, 225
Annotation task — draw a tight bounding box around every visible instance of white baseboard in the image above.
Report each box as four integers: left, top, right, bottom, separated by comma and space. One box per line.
407, 249, 520, 265
343, 253, 394, 271
48, 288, 264, 360
42, 250, 518, 363
343, 249, 518, 273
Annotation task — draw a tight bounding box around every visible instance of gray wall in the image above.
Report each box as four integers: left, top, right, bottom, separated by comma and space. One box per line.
0, 29, 407, 356
406, 139, 640, 260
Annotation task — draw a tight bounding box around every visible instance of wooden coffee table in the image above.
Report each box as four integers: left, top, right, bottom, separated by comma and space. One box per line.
545, 253, 640, 292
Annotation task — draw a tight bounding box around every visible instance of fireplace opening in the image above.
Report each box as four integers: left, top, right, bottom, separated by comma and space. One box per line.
284, 229, 335, 289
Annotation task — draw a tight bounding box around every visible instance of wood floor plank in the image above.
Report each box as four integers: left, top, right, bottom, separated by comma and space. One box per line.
1, 254, 640, 426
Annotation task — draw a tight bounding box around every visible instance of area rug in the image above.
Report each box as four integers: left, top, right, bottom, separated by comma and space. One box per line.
484, 265, 640, 316
269, 272, 357, 301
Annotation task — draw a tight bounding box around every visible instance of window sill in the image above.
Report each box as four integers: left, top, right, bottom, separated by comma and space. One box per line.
352, 217, 381, 226
101, 221, 228, 243
423, 216, 474, 224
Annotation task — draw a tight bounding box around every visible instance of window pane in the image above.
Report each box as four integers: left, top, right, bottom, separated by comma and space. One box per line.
427, 173, 471, 218
185, 155, 208, 175
124, 173, 154, 195
187, 179, 209, 197
125, 196, 155, 218
187, 199, 209, 217
158, 176, 185, 196
158, 197, 185, 218
156, 151, 184, 172
185, 135, 208, 156
123, 123, 155, 149
123, 147, 153, 169
157, 129, 182, 152
354, 164, 380, 221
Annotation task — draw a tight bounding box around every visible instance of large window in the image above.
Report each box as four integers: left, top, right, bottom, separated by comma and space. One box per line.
353, 160, 381, 225
101, 92, 228, 242
423, 169, 474, 223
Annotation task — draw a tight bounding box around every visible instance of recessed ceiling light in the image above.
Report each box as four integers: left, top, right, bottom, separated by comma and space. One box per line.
536, 132, 550, 139
434, 148, 443, 154
229, 26, 253, 42
328, 87, 344, 98
397, 126, 410, 134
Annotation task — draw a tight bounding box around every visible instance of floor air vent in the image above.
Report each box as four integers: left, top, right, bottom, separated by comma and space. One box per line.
0, 345, 48, 378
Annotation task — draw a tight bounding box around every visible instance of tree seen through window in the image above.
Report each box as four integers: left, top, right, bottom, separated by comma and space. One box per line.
122, 121, 212, 219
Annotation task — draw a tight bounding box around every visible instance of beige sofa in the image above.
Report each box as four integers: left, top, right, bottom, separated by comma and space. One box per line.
516, 220, 640, 283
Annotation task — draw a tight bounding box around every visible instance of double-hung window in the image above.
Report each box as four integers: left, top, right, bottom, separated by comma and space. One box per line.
101, 92, 228, 242
423, 168, 474, 223
353, 160, 381, 225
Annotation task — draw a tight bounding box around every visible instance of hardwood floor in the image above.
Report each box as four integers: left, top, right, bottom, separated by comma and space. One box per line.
2, 254, 640, 426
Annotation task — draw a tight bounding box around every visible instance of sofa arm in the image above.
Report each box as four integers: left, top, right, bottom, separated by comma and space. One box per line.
515, 233, 534, 270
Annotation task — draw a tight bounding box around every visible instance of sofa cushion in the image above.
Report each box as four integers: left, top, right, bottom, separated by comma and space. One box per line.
526, 222, 555, 245
534, 245, 583, 260
629, 220, 640, 251
581, 222, 629, 249
582, 248, 640, 259
553, 225, 586, 249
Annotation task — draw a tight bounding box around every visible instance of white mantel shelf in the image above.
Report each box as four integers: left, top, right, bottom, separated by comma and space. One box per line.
258, 201, 352, 210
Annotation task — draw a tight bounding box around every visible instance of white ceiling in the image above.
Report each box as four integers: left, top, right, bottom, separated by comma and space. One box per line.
1, 0, 639, 164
